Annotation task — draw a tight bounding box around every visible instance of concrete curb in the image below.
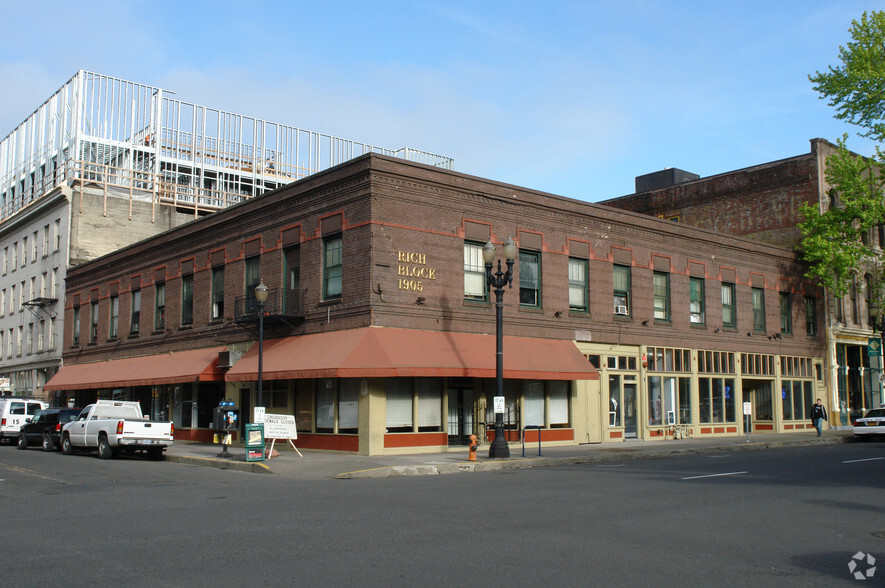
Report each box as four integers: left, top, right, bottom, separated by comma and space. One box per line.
164, 453, 273, 474
334, 435, 852, 479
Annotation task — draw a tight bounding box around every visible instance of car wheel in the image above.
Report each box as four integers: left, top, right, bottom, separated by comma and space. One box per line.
61, 434, 74, 455
97, 435, 113, 459
42, 432, 54, 452
16, 433, 27, 450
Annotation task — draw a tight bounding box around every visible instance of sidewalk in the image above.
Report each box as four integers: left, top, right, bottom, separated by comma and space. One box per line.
162, 430, 857, 480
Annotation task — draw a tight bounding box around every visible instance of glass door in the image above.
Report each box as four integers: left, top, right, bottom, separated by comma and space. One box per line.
447, 386, 474, 446
624, 383, 637, 438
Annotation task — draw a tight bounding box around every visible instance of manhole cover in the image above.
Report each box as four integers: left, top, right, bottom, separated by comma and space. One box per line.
871, 531, 885, 538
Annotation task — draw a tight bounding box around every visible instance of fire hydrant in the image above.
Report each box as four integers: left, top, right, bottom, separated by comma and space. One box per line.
468, 434, 478, 461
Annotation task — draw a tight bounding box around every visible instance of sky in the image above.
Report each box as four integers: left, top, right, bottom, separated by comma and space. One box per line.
0, 0, 880, 202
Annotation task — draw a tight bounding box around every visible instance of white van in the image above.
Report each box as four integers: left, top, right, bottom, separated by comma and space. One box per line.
0, 398, 48, 444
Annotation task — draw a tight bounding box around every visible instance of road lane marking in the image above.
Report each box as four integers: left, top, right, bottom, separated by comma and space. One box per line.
842, 457, 885, 464
0, 462, 68, 484
681, 471, 748, 480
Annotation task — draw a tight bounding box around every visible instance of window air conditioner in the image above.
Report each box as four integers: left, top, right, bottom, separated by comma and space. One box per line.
615, 305, 628, 316
690, 314, 704, 324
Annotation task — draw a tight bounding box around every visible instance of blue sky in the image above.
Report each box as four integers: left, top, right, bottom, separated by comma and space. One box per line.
0, 0, 879, 201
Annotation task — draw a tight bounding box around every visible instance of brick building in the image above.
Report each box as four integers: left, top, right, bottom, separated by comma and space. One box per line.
45, 153, 826, 454
603, 138, 881, 427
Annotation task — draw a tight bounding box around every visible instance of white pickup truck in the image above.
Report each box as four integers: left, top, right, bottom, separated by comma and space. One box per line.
60, 400, 174, 460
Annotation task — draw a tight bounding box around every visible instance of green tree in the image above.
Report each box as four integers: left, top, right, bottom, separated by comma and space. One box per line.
801, 11, 885, 318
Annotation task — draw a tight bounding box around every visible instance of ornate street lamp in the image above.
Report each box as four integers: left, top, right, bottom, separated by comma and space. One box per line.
255, 280, 269, 413
483, 235, 517, 458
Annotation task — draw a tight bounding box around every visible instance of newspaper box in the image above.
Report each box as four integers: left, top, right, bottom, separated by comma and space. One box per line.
245, 423, 265, 462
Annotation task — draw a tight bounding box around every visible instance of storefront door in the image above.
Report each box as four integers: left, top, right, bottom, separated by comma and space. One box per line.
447, 386, 474, 446
624, 383, 637, 438
742, 380, 773, 432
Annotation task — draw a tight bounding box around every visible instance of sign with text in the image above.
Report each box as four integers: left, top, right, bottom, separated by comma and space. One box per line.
743, 402, 752, 416
254, 406, 265, 423
869, 338, 882, 356
494, 396, 505, 414
263, 413, 298, 440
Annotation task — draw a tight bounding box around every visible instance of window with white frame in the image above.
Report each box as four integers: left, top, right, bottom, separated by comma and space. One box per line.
463, 242, 487, 301
613, 264, 630, 316
568, 258, 588, 312
721, 283, 736, 328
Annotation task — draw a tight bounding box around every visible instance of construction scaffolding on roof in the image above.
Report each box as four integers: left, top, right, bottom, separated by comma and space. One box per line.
0, 70, 454, 222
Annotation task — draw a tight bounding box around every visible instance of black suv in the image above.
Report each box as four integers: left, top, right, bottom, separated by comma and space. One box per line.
17, 408, 81, 451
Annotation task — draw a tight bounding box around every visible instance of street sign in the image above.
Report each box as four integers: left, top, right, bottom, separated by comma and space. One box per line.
493, 396, 505, 414
743, 402, 752, 415
869, 338, 882, 356
254, 406, 265, 423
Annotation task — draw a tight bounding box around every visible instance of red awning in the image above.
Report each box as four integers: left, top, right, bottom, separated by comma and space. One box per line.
44, 347, 226, 391
225, 327, 598, 381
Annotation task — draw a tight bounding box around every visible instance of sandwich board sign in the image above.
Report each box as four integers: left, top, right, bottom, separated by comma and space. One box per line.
263, 413, 302, 457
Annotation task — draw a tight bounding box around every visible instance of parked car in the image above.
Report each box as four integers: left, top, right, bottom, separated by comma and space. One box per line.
61, 400, 174, 459
853, 408, 885, 440
0, 398, 48, 444
17, 408, 81, 451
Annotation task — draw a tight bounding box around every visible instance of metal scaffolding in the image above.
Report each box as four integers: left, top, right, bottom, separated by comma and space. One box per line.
0, 70, 454, 221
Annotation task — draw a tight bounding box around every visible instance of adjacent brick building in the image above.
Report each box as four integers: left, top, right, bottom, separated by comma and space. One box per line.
603, 138, 881, 427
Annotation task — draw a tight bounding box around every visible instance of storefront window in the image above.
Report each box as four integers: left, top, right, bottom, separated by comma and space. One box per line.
316, 379, 335, 432
416, 378, 442, 432
386, 378, 413, 432
338, 379, 359, 433
310, 379, 360, 433
549, 381, 569, 427
524, 381, 544, 427
648, 376, 690, 425
699, 377, 736, 423
782, 380, 813, 421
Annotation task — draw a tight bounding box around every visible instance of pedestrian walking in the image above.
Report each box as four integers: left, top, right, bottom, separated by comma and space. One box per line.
810, 398, 828, 437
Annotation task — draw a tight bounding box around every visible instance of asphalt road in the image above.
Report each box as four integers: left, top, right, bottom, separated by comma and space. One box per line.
1, 442, 883, 586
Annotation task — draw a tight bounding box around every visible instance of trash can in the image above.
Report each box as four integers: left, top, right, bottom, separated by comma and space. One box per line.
245, 423, 265, 462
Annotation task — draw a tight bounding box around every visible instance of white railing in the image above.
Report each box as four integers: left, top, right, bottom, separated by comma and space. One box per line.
0, 70, 453, 222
